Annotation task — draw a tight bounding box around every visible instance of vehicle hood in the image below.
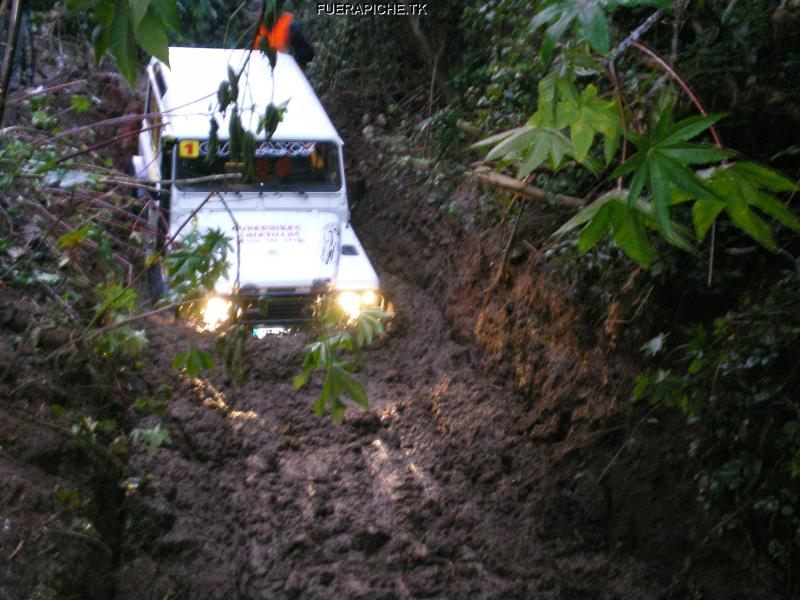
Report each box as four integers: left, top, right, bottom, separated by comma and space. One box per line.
191, 210, 341, 291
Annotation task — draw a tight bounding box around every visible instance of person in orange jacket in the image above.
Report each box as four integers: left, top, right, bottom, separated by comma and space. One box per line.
253, 10, 314, 69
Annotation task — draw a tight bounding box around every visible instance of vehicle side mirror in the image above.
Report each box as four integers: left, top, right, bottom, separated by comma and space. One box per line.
347, 177, 366, 212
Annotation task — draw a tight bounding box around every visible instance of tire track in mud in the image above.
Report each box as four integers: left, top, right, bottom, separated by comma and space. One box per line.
116, 271, 658, 599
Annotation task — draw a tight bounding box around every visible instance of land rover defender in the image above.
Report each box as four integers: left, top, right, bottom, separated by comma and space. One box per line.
132, 47, 381, 327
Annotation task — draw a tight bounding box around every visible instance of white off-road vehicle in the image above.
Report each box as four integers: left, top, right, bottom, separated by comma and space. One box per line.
133, 47, 381, 327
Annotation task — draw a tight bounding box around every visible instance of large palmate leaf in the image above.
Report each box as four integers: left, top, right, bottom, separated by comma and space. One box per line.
480, 124, 573, 177
612, 110, 732, 236
695, 162, 800, 250
476, 75, 618, 177
553, 83, 620, 162
531, 0, 669, 55
554, 189, 694, 268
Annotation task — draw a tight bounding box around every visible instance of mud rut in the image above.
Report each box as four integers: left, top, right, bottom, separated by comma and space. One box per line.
117, 252, 660, 600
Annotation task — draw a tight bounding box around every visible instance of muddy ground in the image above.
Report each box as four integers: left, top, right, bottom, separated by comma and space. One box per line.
0, 62, 783, 600
115, 276, 660, 600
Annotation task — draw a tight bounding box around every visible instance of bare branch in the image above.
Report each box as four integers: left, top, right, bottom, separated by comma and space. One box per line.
468, 165, 585, 209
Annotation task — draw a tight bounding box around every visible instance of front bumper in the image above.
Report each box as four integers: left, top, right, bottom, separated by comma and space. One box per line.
235, 291, 317, 325
203, 288, 385, 328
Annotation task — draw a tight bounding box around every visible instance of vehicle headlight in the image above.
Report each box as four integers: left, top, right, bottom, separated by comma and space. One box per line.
361, 289, 377, 307
203, 296, 232, 329
336, 290, 380, 320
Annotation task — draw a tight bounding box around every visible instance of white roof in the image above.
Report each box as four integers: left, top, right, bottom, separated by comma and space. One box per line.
157, 47, 341, 143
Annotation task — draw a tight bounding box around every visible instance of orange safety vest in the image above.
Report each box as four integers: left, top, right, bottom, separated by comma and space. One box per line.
254, 12, 292, 51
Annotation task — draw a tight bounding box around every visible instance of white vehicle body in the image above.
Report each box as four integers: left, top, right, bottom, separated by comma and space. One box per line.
133, 47, 380, 324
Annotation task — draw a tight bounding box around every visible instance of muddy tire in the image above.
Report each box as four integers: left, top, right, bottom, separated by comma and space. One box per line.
146, 263, 167, 304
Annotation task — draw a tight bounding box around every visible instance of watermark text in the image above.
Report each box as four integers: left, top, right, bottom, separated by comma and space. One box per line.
317, 3, 427, 16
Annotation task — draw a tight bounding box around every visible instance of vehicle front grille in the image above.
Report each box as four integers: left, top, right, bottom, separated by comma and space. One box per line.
236, 293, 317, 325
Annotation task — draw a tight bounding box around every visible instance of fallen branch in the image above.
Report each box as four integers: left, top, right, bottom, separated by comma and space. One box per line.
468, 164, 585, 209
6, 79, 88, 106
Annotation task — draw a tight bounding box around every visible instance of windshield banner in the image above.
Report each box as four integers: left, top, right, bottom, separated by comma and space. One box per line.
196, 140, 316, 158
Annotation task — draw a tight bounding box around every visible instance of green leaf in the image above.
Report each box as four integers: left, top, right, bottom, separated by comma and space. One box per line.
570, 119, 594, 161
330, 400, 346, 423
577, 202, 612, 252
612, 151, 645, 177
129, 0, 149, 26
533, 73, 560, 127
704, 162, 800, 249
555, 78, 580, 107
580, 1, 610, 53
70, 94, 92, 113
727, 201, 776, 251
692, 200, 725, 241
749, 192, 800, 233
109, 1, 138, 85
647, 152, 671, 235
131, 424, 171, 455
688, 359, 704, 374
553, 83, 620, 163
610, 204, 656, 267
355, 309, 388, 346
134, 5, 170, 65
292, 368, 312, 389
530, 0, 643, 55
660, 113, 725, 145
616, 111, 731, 239
91, 1, 115, 62
58, 224, 92, 249
657, 153, 720, 204
172, 346, 214, 378
556, 191, 686, 267
651, 101, 674, 140
150, 0, 180, 33
553, 189, 622, 236
519, 130, 572, 176
332, 365, 369, 410
467, 127, 524, 152
736, 162, 797, 192
485, 127, 536, 161
660, 144, 733, 165
313, 387, 326, 417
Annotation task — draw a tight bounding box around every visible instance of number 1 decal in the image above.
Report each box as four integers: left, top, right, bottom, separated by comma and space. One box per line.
179, 140, 200, 158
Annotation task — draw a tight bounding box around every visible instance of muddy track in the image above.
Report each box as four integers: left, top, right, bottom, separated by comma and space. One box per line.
115, 262, 662, 599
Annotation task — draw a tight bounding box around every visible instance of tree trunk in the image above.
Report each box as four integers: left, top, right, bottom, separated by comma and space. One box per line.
0, 0, 23, 128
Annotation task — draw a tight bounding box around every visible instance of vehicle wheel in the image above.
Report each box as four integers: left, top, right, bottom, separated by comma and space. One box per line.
146, 263, 166, 304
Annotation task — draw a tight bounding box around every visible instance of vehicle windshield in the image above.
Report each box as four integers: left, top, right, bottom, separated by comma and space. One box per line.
174, 140, 342, 192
